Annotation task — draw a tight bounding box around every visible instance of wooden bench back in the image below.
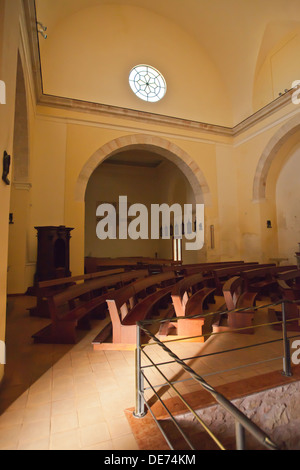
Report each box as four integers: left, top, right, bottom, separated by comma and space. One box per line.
84, 256, 176, 273
180, 261, 246, 272
38, 268, 125, 289
278, 269, 300, 282
106, 271, 178, 310
222, 276, 243, 310
277, 279, 291, 291
223, 276, 243, 294
105, 271, 179, 328
171, 273, 208, 297
241, 265, 296, 281
213, 263, 262, 279
171, 273, 212, 317
180, 261, 245, 269
50, 269, 149, 308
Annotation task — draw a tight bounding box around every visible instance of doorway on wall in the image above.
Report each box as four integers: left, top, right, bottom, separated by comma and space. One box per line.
275, 141, 300, 264
84, 148, 198, 264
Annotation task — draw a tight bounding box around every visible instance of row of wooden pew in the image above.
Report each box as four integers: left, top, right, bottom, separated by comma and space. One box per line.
31, 260, 245, 345
31, 260, 300, 349
84, 256, 181, 274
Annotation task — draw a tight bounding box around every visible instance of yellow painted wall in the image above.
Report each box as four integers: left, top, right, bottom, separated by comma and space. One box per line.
234, 103, 300, 265
253, 28, 300, 112
0, 0, 23, 381
30, 100, 299, 278
36, 3, 232, 127
19, 110, 235, 275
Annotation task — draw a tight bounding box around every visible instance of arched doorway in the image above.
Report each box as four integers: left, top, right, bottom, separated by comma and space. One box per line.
75, 135, 212, 264
253, 115, 300, 203
276, 141, 300, 263
85, 149, 199, 263
252, 116, 300, 262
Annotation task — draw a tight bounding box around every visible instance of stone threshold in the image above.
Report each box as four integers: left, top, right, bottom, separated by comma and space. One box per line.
125, 365, 300, 450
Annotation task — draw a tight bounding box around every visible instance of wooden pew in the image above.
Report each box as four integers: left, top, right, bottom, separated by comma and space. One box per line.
85, 256, 175, 273
157, 272, 216, 341
166, 265, 248, 329
172, 261, 257, 316
241, 265, 297, 295
277, 269, 300, 288
85, 257, 141, 273
268, 269, 300, 331
178, 261, 247, 276
222, 276, 257, 334
224, 266, 296, 333
32, 270, 149, 344
213, 263, 271, 294
223, 276, 243, 311
176, 286, 217, 339
29, 268, 125, 318
101, 272, 181, 349
171, 272, 215, 318
212, 276, 256, 334
104, 285, 175, 347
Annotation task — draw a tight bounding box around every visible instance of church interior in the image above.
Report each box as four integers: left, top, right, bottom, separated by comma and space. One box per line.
1, 0, 300, 450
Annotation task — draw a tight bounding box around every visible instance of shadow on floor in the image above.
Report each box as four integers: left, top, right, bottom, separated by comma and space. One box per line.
0, 295, 74, 415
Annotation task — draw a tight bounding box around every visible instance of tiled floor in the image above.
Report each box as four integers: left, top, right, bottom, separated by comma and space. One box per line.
0, 294, 296, 450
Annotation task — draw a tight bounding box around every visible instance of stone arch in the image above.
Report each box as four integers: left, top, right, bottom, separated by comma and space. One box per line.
74, 134, 212, 207
7, 50, 31, 294
253, 114, 300, 202
12, 51, 30, 182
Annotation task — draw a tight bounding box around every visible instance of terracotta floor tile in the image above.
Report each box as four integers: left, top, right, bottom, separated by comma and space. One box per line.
0, 408, 25, 428
0, 424, 22, 450
112, 432, 140, 450
77, 405, 105, 427
18, 419, 50, 445
17, 437, 50, 450
83, 439, 114, 450
107, 415, 133, 439
51, 411, 78, 434
23, 403, 51, 424
51, 398, 76, 416
75, 392, 101, 411
50, 428, 81, 450
79, 422, 110, 447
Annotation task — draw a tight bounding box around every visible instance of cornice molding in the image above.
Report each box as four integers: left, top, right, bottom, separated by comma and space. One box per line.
23, 0, 296, 140
37, 93, 233, 137
232, 90, 295, 137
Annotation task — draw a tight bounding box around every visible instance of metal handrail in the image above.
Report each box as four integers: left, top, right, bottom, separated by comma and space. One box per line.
134, 299, 300, 450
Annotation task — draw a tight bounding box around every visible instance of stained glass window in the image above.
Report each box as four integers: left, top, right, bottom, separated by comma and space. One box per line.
129, 65, 166, 102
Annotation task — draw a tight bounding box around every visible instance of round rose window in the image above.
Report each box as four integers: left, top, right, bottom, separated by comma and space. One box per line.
129, 65, 166, 102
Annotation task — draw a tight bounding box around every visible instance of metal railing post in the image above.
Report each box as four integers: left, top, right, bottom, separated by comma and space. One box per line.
282, 301, 292, 377
235, 421, 246, 450
133, 322, 147, 418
